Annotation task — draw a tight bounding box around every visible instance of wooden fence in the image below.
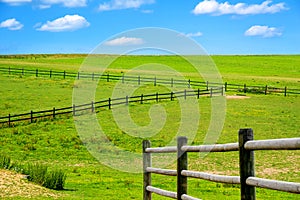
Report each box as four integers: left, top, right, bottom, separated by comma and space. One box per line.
143, 129, 300, 200
1, 67, 299, 96
0, 87, 223, 127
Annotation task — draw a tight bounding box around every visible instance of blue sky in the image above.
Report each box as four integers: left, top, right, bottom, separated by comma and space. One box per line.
0, 0, 299, 55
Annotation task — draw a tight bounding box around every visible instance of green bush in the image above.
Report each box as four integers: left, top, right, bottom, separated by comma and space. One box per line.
0, 155, 11, 169
43, 169, 67, 190
25, 163, 48, 185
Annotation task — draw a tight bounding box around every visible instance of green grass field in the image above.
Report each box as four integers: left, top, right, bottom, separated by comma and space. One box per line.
0, 54, 299, 199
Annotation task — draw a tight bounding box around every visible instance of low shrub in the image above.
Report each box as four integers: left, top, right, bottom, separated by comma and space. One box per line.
0, 154, 11, 169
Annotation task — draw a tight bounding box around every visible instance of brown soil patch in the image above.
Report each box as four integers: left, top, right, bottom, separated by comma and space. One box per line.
0, 169, 61, 199
226, 95, 250, 99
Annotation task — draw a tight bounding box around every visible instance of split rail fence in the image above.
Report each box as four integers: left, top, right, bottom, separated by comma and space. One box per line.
143, 129, 300, 200
1, 67, 299, 96
0, 87, 223, 127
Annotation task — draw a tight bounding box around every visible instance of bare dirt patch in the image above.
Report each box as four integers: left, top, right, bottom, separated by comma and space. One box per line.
226, 95, 250, 100
0, 169, 61, 199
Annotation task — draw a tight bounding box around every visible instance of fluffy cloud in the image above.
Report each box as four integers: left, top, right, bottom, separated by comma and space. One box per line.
192, 0, 287, 15
0, 0, 31, 5
185, 32, 203, 37
40, 0, 87, 8
105, 37, 144, 46
99, 0, 155, 11
0, 18, 23, 30
245, 25, 282, 38
36, 14, 90, 32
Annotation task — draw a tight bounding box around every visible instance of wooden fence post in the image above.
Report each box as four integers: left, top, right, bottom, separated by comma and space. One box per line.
284, 86, 287, 97
30, 110, 33, 123
206, 81, 209, 91
143, 140, 152, 200
141, 94, 143, 104
91, 101, 94, 112
171, 92, 174, 101
36, 69, 38, 77
8, 114, 11, 127
156, 92, 158, 102
184, 89, 186, 100
108, 98, 111, 109
197, 88, 200, 99
188, 79, 191, 88
92, 72, 94, 81
210, 88, 213, 98
53, 107, 55, 118
73, 104, 76, 116
239, 128, 256, 200
171, 78, 174, 87
154, 76, 157, 86
244, 84, 247, 93
50, 70, 52, 78
63, 71, 66, 79
225, 82, 228, 92
107, 73, 110, 82
22, 68, 24, 75
138, 75, 141, 85
77, 72, 80, 80
177, 136, 188, 200
265, 85, 267, 95
126, 96, 129, 105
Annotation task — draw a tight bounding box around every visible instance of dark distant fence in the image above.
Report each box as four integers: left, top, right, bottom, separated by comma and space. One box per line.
143, 129, 300, 200
0, 87, 223, 127
0, 67, 299, 96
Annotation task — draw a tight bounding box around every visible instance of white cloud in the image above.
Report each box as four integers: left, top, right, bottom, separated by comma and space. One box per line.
0, 18, 23, 30
0, 0, 31, 5
192, 0, 287, 15
36, 14, 90, 32
185, 32, 203, 37
245, 25, 282, 38
99, 0, 155, 11
105, 37, 144, 46
40, 0, 87, 8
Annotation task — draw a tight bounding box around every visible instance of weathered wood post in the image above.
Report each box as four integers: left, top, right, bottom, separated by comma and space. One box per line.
143, 140, 152, 200
206, 81, 209, 91
184, 89, 187, 100
197, 88, 200, 99
92, 72, 94, 81
171, 92, 174, 101
108, 98, 111, 109
107, 73, 110, 82
77, 72, 80, 80
73, 104, 76, 116
91, 101, 94, 112
225, 82, 228, 92
126, 95, 129, 105
239, 128, 256, 200
156, 92, 158, 103
141, 94, 144, 104
244, 84, 247, 93
188, 79, 191, 88
50, 69, 52, 78
177, 136, 187, 200
36, 69, 38, 77
8, 114, 11, 127
63, 71, 66, 79
284, 86, 287, 97
154, 76, 157, 86
171, 78, 174, 87
53, 107, 55, 118
264, 85, 268, 95
30, 110, 33, 123
210, 88, 213, 98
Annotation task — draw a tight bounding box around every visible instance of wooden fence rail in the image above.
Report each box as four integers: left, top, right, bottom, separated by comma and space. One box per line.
142, 129, 300, 200
0, 87, 223, 127
1, 66, 299, 96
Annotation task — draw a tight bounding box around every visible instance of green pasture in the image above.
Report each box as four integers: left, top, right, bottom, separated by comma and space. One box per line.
0, 54, 299, 199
